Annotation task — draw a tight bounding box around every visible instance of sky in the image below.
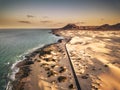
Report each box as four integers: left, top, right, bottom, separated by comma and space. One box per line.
0, 0, 120, 28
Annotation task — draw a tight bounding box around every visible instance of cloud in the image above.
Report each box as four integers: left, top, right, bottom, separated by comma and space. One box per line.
54, 22, 65, 25
75, 22, 86, 24
18, 21, 31, 24
27, 15, 34, 18
40, 20, 52, 23
42, 16, 49, 19
56, 22, 64, 24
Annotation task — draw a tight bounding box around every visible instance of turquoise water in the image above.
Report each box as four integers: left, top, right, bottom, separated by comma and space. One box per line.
0, 29, 60, 90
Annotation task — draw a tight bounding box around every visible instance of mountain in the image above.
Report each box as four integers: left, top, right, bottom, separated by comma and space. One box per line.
59, 23, 120, 30
97, 23, 120, 30
111, 23, 120, 29
61, 24, 98, 30
61, 24, 79, 30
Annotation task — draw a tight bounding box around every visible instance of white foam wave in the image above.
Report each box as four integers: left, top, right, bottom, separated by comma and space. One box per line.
6, 81, 12, 90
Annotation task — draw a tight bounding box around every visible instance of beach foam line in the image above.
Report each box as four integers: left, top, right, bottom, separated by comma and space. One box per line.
17, 44, 45, 59
6, 81, 12, 90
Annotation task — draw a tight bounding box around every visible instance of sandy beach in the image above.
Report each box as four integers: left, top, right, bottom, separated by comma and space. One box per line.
11, 29, 120, 90
54, 29, 120, 90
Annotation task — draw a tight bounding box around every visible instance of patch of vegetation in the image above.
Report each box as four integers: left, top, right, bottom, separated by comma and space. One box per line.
44, 58, 50, 62
59, 66, 66, 73
12, 80, 25, 90
51, 65, 56, 68
57, 76, 67, 82
39, 49, 51, 56
52, 59, 56, 62
44, 67, 50, 71
47, 70, 55, 77
68, 84, 74, 89
81, 75, 88, 79
104, 64, 108, 67
15, 65, 31, 80
21, 66, 31, 78
37, 60, 41, 62
40, 63, 49, 67
25, 60, 34, 65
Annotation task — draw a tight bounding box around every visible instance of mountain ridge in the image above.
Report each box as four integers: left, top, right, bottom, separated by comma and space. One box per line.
60, 23, 120, 30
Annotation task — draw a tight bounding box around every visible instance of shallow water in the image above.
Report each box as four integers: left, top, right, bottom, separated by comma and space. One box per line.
0, 29, 61, 90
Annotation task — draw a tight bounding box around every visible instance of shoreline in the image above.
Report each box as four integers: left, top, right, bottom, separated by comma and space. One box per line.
7, 29, 120, 90
11, 42, 77, 90
6, 44, 46, 90
6, 30, 63, 90
6, 42, 60, 90
8, 30, 76, 90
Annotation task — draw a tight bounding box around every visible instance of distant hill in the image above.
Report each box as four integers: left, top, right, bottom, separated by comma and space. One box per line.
62, 24, 79, 30
59, 23, 120, 30
61, 24, 98, 30
97, 23, 120, 30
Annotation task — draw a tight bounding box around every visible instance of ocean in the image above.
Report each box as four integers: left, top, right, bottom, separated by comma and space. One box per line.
0, 29, 61, 90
